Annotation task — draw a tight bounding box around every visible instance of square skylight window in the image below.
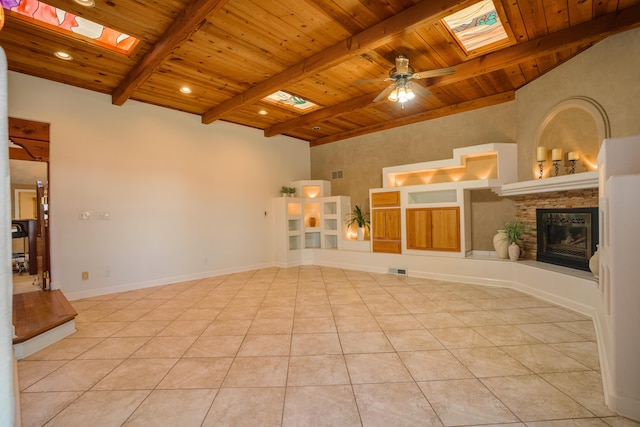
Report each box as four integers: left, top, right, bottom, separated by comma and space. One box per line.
442, 0, 508, 54
2, 0, 139, 55
264, 91, 318, 111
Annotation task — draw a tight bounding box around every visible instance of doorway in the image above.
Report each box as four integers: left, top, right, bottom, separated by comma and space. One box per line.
8, 117, 50, 293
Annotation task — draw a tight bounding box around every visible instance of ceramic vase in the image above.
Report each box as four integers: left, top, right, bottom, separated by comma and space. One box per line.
357, 227, 365, 241
309, 217, 317, 227
589, 245, 600, 279
508, 242, 520, 261
493, 230, 509, 259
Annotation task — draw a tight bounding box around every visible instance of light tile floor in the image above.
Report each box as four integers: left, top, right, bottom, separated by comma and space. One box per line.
18, 266, 640, 427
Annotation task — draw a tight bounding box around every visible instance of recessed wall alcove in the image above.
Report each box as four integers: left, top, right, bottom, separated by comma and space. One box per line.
534, 96, 610, 178
509, 96, 609, 262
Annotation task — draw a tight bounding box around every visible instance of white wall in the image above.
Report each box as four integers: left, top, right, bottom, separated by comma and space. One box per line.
1, 47, 18, 427
8, 72, 310, 299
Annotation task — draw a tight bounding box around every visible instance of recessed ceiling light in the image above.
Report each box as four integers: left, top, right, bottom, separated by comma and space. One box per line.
258, 109, 268, 115
180, 87, 192, 94
54, 51, 73, 60
74, 0, 95, 7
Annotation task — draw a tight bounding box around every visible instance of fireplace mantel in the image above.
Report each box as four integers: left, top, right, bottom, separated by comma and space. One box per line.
497, 171, 598, 196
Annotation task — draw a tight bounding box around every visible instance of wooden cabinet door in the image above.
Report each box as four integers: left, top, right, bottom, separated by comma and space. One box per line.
371, 191, 400, 207
372, 208, 402, 253
371, 209, 388, 240
406, 207, 460, 252
406, 208, 432, 250
372, 209, 401, 240
384, 209, 401, 240
431, 208, 460, 251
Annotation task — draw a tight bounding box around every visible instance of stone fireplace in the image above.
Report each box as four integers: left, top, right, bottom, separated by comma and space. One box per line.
510, 188, 598, 264
536, 207, 598, 270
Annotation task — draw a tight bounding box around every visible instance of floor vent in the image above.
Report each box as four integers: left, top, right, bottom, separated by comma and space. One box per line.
331, 170, 343, 180
388, 268, 407, 276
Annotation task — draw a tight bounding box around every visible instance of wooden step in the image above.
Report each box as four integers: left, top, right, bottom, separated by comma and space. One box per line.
13, 290, 77, 344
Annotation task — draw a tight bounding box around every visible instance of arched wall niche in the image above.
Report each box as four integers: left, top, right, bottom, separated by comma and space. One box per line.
534, 96, 610, 176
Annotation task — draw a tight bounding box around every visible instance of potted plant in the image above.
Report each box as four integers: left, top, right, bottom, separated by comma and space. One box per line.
503, 219, 525, 261
280, 186, 296, 197
345, 205, 370, 241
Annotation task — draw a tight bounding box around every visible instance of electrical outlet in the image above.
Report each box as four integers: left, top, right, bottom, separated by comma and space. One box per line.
82, 271, 89, 280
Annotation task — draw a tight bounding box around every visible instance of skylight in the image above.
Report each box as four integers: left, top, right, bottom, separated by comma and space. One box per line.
2, 0, 139, 55
442, 0, 508, 54
264, 91, 318, 111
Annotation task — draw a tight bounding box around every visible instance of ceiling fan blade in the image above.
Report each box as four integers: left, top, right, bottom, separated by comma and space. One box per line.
353, 77, 391, 84
373, 84, 396, 102
412, 67, 455, 79
409, 82, 431, 98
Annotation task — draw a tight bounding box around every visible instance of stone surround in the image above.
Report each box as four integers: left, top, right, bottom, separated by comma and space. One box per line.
510, 188, 598, 260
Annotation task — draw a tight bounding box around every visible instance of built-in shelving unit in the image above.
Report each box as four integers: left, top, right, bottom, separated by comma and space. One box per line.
274, 181, 352, 266
372, 143, 517, 257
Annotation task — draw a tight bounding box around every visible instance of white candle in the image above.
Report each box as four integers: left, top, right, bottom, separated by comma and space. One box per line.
536, 147, 546, 161
568, 151, 579, 161
552, 148, 563, 161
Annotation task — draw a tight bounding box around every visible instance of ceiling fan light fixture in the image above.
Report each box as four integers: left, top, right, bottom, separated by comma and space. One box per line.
397, 87, 408, 103
406, 84, 416, 100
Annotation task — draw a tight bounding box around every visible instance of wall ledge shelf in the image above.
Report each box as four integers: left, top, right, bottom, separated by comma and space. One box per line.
498, 171, 598, 196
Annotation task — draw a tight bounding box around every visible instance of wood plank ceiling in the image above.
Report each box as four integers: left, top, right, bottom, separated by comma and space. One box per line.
1, 0, 639, 146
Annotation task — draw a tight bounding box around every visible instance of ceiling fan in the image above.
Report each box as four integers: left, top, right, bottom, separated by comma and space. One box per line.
354, 55, 455, 106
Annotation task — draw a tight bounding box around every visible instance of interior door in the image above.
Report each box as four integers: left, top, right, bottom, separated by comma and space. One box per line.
8, 117, 51, 290
37, 181, 50, 289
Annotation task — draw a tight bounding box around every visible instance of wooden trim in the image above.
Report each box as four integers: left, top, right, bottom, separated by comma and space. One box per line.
372, 240, 401, 254
9, 137, 49, 161
8, 117, 50, 141
13, 290, 77, 344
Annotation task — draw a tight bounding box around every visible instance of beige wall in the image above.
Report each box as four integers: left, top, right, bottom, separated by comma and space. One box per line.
515, 27, 640, 182
310, 102, 517, 250
311, 27, 640, 251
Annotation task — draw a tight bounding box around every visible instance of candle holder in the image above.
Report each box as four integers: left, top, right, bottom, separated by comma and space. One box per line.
538, 160, 545, 179
569, 159, 577, 174
553, 160, 560, 176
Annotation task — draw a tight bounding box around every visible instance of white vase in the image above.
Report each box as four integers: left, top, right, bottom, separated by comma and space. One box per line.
508, 242, 520, 261
493, 230, 509, 259
357, 227, 365, 241
589, 245, 600, 279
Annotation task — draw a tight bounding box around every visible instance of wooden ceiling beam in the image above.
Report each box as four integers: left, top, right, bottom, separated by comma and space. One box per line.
437, 2, 640, 87
264, 92, 379, 137
112, 0, 228, 106
310, 91, 515, 146
268, 4, 640, 139
201, 0, 476, 124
